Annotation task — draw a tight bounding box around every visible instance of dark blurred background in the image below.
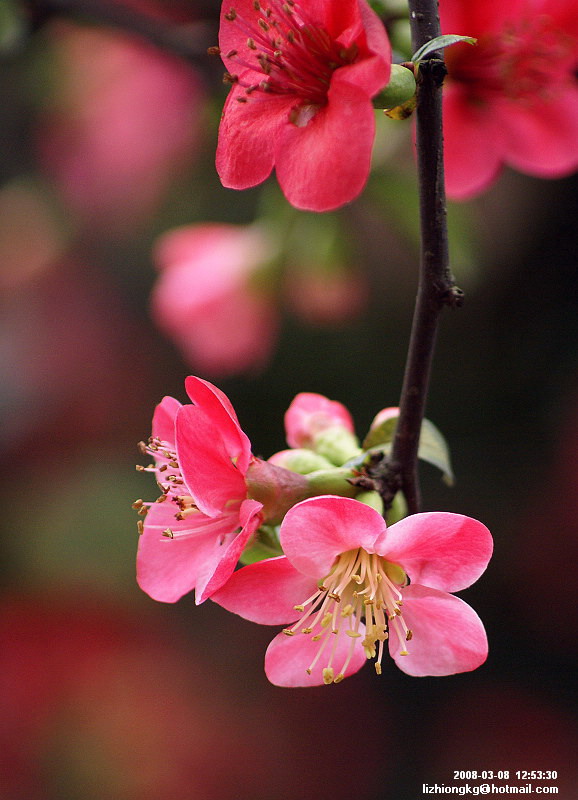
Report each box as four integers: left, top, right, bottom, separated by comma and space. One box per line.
1, 2, 577, 798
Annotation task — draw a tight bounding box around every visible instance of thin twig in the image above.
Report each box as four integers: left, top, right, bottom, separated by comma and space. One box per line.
369, 0, 462, 514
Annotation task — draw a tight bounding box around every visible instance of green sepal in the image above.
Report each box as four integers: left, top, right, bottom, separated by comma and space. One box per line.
355, 490, 384, 515
385, 491, 408, 526
306, 467, 358, 498
412, 34, 477, 64
363, 416, 454, 486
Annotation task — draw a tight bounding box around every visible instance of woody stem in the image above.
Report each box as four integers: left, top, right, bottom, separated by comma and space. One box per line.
370, 0, 462, 514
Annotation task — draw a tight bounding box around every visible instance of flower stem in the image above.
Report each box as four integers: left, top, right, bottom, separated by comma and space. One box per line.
370, 0, 463, 514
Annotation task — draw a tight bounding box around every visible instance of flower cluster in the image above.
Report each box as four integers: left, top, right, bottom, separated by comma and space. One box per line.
136, 378, 492, 686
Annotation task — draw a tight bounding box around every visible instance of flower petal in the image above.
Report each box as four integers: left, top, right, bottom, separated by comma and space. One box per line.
498, 88, 578, 178
388, 584, 488, 676
379, 512, 493, 592
136, 502, 233, 603
216, 81, 295, 190
275, 78, 376, 211
175, 404, 248, 517
442, 87, 503, 200
196, 499, 263, 603
264, 623, 367, 687
280, 496, 386, 578
211, 555, 318, 624
183, 375, 252, 470
151, 395, 181, 444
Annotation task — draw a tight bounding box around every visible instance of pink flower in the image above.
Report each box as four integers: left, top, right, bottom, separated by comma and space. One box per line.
151, 223, 278, 376
284, 392, 355, 448
213, 495, 492, 686
136, 376, 263, 604
38, 23, 203, 231
216, 0, 391, 211
440, 0, 578, 199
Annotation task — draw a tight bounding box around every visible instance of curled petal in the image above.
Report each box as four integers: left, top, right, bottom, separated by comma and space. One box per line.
196, 499, 263, 603
388, 584, 488, 677
285, 392, 355, 449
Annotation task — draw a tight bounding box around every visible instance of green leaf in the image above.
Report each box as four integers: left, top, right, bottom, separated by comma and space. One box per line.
363, 416, 454, 486
239, 525, 283, 565
412, 35, 477, 64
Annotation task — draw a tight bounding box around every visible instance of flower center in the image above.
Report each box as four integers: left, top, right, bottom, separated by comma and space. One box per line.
134, 436, 201, 539
222, 0, 359, 120
445, 15, 575, 106
283, 548, 412, 684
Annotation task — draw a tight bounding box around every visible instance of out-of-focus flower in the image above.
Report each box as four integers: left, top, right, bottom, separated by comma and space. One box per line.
213, 495, 492, 686
151, 223, 278, 376
440, 0, 578, 199
284, 265, 368, 326
136, 376, 309, 604
216, 0, 391, 211
37, 22, 203, 232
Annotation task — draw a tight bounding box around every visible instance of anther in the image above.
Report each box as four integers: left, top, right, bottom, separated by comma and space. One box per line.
406, 630, 413, 641
328, 592, 341, 602
135, 465, 145, 472
294, 604, 305, 611
207, 46, 221, 55
162, 528, 174, 539
282, 628, 295, 636
137, 520, 144, 535
247, 37, 256, 49
137, 441, 147, 454
226, 49, 238, 58
223, 72, 239, 84
322, 667, 334, 684
258, 19, 269, 31
237, 96, 248, 103
132, 499, 144, 509
224, 9, 237, 21
375, 662, 382, 675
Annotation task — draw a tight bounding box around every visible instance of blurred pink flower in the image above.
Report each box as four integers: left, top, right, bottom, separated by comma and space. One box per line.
37, 23, 203, 231
284, 267, 368, 325
441, 0, 578, 199
152, 223, 278, 376
213, 495, 492, 686
216, 0, 391, 211
284, 392, 355, 449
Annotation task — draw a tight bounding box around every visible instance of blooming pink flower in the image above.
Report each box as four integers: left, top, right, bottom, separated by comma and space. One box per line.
284, 392, 355, 449
38, 23, 203, 231
440, 0, 578, 199
136, 376, 264, 603
151, 223, 278, 376
213, 495, 492, 686
216, 0, 391, 211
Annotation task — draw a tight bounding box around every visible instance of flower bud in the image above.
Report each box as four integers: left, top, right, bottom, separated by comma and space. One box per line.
268, 449, 334, 474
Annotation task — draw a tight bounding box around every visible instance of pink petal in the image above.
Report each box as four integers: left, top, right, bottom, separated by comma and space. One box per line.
216, 81, 295, 190
264, 623, 367, 687
175, 405, 248, 517
388, 585, 488, 677
211, 556, 318, 624
284, 392, 355, 448
275, 77, 377, 211
183, 375, 252, 470
442, 87, 503, 200
280, 496, 386, 579
336, 1, 391, 97
379, 512, 493, 592
136, 502, 234, 603
196, 499, 263, 602
151, 395, 181, 444
498, 88, 578, 178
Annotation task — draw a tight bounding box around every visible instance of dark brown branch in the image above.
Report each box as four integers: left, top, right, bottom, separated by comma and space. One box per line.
25, 0, 216, 66
369, 0, 462, 514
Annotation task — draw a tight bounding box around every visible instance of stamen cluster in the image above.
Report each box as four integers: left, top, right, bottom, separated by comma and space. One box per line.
283, 548, 411, 683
